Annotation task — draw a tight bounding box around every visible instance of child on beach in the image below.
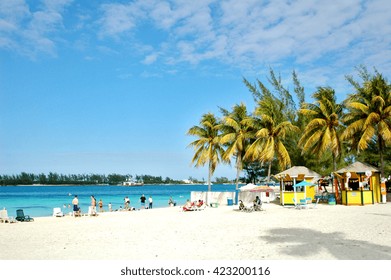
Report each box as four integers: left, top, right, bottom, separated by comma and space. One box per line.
140, 194, 146, 209
124, 197, 130, 210
98, 199, 103, 212
168, 197, 176, 207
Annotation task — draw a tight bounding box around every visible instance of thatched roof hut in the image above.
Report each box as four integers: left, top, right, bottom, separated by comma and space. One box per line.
335, 161, 380, 174
335, 161, 382, 205
275, 166, 321, 181
275, 166, 322, 206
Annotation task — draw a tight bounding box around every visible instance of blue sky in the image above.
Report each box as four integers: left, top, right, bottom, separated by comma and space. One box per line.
1, 0, 390, 180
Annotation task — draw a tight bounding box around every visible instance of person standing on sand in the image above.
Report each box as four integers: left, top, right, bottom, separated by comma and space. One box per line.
124, 196, 130, 210
108, 202, 112, 212
91, 195, 97, 214
140, 194, 146, 209
72, 195, 79, 211
98, 199, 103, 212
91, 195, 96, 207
148, 196, 153, 209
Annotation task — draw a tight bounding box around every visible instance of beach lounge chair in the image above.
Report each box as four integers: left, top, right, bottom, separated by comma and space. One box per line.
292, 198, 299, 209
191, 200, 206, 211
209, 202, 219, 208
292, 198, 306, 209
182, 205, 193, 211
299, 198, 309, 209
88, 206, 97, 216
236, 200, 252, 212
254, 203, 263, 211
52, 207, 64, 217
15, 209, 34, 222
243, 205, 254, 212
0, 209, 16, 223
239, 202, 254, 213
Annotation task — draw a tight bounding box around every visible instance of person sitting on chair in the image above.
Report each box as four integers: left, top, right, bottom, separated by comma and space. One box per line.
239, 200, 245, 211
182, 200, 194, 211
253, 196, 262, 211
195, 200, 203, 207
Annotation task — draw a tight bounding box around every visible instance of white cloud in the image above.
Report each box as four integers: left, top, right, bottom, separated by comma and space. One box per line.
2, 0, 391, 82
0, 0, 72, 57
142, 53, 158, 64
98, 2, 144, 37
42, 0, 73, 12
0, 0, 30, 22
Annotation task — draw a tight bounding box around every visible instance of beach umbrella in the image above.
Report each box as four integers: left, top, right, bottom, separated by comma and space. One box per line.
239, 183, 257, 191
249, 186, 276, 202
249, 186, 275, 192
292, 181, 316, 188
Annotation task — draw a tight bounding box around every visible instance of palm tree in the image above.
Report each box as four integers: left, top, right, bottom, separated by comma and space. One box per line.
245, 95, 299, 181
187, 113, 226, 192
343, 69, 391, 177
299, 87, 343, 171
220, 103, 253, 190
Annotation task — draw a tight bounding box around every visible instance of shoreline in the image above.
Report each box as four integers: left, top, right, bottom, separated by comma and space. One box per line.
0, 183, 223, 187
1, 202, 391, 260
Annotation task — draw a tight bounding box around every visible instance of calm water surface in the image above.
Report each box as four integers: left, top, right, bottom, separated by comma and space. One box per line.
0, 184, 237, 217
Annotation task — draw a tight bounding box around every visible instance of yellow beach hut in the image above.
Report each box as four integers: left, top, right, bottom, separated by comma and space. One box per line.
275, 166, 321, 206
335, 161, 382, 205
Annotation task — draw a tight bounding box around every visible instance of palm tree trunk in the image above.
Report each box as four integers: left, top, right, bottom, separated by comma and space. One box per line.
332, 155, 338, 198
267, 161, 272, 183
205, 161, 212, 205
235, 154, 242, 190
235, 166, 240, 190
332, 156, 337, 172
208, 161, 212, 192
379, 137, 385, 178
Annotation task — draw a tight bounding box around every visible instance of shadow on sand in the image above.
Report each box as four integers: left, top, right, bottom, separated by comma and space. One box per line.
261, 227, 391, 259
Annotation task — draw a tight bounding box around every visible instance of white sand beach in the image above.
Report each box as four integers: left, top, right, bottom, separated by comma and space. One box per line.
1, 202, 391, 260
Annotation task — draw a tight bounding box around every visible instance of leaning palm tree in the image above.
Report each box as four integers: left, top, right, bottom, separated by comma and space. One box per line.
187, 113, 226, 192
220, 103, 253, 190
245, 95, 299, 181
299, 87, 343, 171
343, 69, 391, 177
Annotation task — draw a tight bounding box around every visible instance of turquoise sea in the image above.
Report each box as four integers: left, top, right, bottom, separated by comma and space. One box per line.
0, 184, 237, 218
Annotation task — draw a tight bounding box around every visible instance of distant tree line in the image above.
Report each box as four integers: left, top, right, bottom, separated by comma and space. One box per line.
0, 172, 189, 186
135, 175, 185, 185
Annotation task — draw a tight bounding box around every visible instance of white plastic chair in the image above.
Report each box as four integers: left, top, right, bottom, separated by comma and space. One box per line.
52, 207, 64, 217
88, 206, 97, 216
292, 198, 300, 209
299, 198, 309, 209
0, 209, 16, 223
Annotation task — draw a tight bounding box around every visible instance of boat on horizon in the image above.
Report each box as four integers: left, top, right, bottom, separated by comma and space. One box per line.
122, 181, 144, 187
